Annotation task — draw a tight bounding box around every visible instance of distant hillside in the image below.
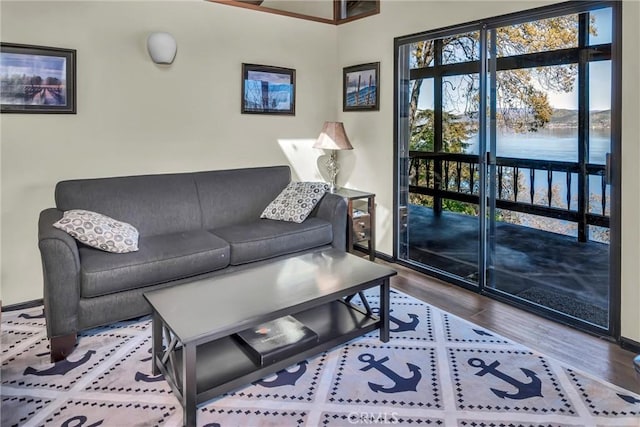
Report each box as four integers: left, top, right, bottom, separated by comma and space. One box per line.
421, 108, 610, 129
548, 109, 610, 128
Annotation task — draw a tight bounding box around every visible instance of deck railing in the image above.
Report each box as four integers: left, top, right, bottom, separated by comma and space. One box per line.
408, 151, 610, 241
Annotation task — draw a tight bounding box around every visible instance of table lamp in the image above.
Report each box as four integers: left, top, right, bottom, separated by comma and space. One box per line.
313, 121, 353, 192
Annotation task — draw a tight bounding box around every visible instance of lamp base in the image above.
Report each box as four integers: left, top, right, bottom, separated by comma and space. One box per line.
325, 150, 339, 194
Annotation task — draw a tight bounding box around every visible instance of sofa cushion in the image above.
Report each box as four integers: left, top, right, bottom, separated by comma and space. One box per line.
194, 166, 291, 229
212, 217, 333, 265
79, 230, 230, 298
53, 209, 139, 253
55, 173, 202, 237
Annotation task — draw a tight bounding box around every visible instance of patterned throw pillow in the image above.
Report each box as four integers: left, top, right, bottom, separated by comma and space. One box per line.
261, 182, 329, 223
53, 209, 139, 253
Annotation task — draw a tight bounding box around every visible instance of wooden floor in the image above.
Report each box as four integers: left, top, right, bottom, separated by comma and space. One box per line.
380, 259, 640, 394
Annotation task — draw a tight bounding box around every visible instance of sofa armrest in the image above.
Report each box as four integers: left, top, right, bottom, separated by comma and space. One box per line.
313, 193, 347, 251
38, 208, 81, 339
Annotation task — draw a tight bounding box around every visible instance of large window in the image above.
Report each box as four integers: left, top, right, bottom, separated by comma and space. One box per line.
395, 1, 620, 334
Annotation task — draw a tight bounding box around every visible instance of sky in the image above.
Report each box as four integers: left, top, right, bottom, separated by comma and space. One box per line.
247, 70, 292, 85
0, 53, 66, 81
549, 8, 612, 111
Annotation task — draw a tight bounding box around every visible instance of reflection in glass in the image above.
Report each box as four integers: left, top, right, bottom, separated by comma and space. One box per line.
340, 0, 377, 19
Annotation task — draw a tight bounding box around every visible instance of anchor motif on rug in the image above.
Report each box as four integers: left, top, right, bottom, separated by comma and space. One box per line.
61, 415, 104, 427
18, 310, 45, 319
254, 361, 307, 388
372, 308, 419, 332
468, 357, 543, 400
359, 353, 421, 393
24, 350, 96, 376
618, 393, 640, 404
140, 345, 166, 363
134, 371, 164, 382
473, 329, 494, 337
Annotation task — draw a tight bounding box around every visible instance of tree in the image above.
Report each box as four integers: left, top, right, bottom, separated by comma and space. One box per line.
408, 14, 596, 139
45, 76, 60, 86
29, 75, 42, 86
410, 109, 473, 153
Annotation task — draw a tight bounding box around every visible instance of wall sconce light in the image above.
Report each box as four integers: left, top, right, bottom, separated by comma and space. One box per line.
147, 32, 177, 64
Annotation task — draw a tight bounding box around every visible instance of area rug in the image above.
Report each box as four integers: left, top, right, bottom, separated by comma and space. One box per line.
2, 289, 640, 426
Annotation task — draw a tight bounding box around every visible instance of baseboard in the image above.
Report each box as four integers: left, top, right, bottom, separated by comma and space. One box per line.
620, 337, 640, 354
352, 246, 394, 263
374, 251, 394, 263
2, 299, 43, 312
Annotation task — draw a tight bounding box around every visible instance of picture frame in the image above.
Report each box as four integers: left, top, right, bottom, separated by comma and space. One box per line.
1, 43, 76, 114
242, 63, 295, 115
343, 62, 379, 111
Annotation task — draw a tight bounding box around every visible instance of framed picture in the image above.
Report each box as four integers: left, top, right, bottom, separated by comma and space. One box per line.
343, 62, 379, 111
1, 43, 76, 114
242, 63, 295, 115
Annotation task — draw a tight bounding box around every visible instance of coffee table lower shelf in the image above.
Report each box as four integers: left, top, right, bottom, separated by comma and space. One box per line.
154, 298, 380, 407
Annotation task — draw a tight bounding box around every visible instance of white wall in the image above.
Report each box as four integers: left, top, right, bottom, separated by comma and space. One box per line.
620, 0, 640, 344
337, 0, 640, 342
0, 0, 338, 305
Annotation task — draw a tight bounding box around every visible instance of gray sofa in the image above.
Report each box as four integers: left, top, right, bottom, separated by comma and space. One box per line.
38, 165, 347, 362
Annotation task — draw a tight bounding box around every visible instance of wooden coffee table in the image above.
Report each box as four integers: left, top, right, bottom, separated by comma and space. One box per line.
143, 248, 396, 426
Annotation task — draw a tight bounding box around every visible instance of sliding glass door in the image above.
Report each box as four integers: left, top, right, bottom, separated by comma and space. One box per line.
395, 1, 620, 334
397, 29, 483, 287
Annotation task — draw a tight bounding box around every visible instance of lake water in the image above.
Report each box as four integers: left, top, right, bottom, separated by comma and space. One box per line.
463, 127, 611, 164
462, 127, 612, 215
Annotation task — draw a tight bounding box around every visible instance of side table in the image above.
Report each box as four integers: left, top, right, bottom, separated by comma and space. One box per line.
334, 188, 375, 261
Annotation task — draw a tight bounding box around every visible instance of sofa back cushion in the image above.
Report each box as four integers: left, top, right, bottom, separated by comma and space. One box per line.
55, 173, 201, 236
194, 166, 290, 229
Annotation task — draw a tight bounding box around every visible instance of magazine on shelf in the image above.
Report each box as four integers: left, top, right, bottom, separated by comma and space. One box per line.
234, 315, 318, 366
353, 209, 367, 218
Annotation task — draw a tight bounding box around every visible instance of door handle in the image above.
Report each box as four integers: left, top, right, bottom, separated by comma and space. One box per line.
485, 151, 495, 166
605, 152, 612, 185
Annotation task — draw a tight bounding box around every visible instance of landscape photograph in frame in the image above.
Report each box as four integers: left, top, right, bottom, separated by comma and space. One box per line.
242, 63, 295, 115
1, 43, 76, 113
343, 62, 379, 111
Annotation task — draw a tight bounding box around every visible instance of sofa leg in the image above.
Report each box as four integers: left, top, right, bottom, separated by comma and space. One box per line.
50, 333, 77, 363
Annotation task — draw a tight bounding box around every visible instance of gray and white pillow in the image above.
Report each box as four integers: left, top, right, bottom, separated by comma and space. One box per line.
261, 182, 329, 223
53, 209, 139, 253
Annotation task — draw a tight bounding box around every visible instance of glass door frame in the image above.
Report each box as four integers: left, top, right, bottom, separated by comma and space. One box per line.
393, 0, 622, 338
394, 20, 485, 293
